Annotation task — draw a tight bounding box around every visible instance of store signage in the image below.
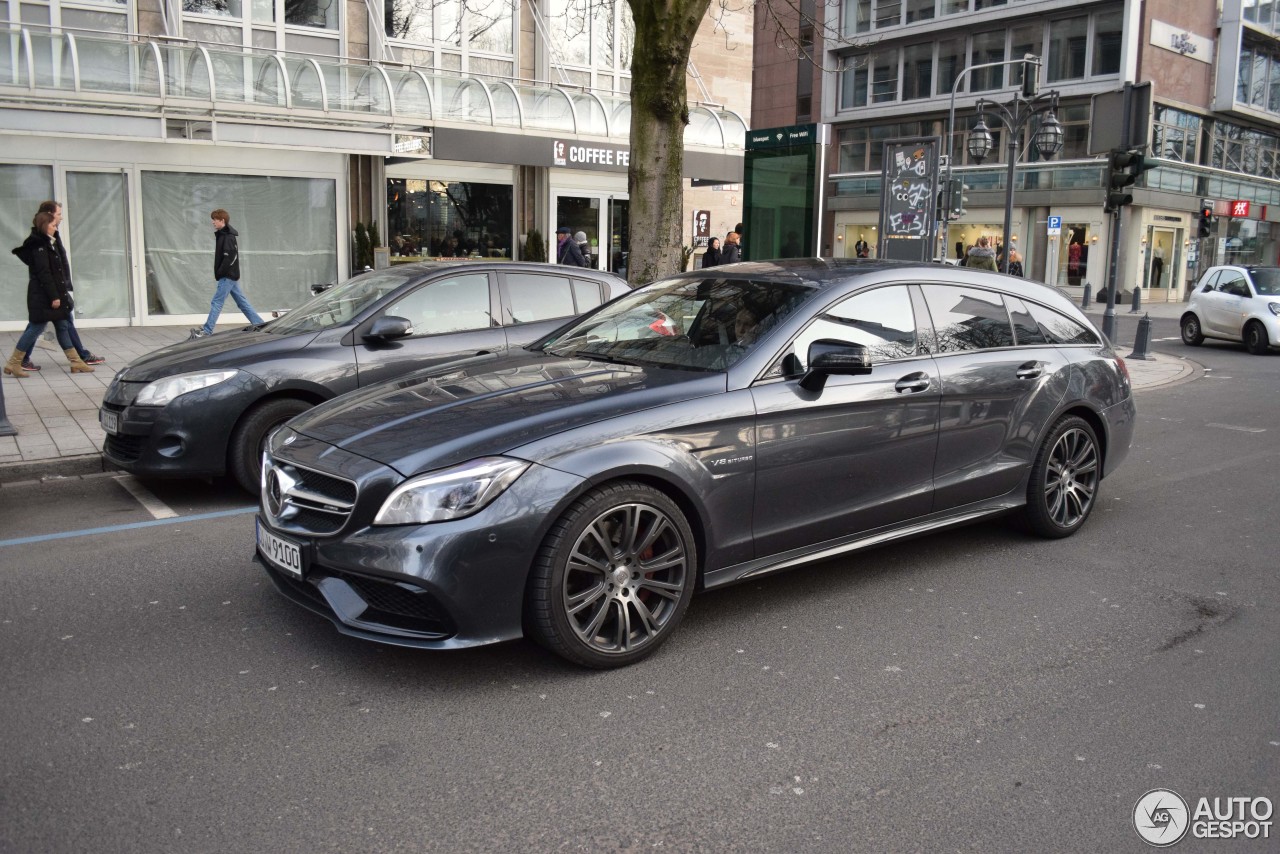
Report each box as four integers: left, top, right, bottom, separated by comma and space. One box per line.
746, 123, 818, 150
693, 210, 711, 247
392, 134, 429, 155
1229, 200, 1251, 218
1150, 20, 1212, 64
552, 139, 630, 169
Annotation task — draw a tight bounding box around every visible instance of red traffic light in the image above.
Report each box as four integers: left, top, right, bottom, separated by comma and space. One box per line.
1200, 205, 1213, 219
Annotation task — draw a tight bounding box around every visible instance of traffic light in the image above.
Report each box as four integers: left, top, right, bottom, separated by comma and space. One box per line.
949, 178, 969, 219
1104, 149, 1160, 213
1198, 204, 1213, 238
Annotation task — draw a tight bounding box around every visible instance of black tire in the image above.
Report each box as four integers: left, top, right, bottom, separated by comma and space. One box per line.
527, 481, 696, 668
229, 398, 311, 494
1244, 320, 1271, 355
1180, 313, 1204, 346
1018, 415, 1100, 539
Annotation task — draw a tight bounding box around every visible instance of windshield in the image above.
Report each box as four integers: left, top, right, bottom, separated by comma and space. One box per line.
264, 269, 416, 335
538, 277, 814, 371
1248, 268, 1280, 295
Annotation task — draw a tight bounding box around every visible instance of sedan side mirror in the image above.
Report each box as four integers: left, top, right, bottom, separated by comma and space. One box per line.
799, 339, 873, 392
363, 315, 413, 342
310, 282, 335, 295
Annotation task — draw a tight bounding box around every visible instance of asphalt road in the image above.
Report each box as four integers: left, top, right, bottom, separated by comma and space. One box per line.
2, 319, 1277, 853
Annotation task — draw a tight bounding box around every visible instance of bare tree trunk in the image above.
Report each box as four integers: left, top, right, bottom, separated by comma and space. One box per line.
626, 0, 710, 285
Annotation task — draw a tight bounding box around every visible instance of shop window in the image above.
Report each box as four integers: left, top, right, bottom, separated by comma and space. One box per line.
387, 179, 512, 263
141, 171, 337, 315
0, 164, 54, 323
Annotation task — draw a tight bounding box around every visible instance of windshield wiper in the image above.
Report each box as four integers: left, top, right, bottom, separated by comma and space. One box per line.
550, 348, 644, 368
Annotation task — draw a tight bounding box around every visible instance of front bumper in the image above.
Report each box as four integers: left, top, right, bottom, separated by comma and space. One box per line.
100, 373, 260, 477
255, 456, 587, 649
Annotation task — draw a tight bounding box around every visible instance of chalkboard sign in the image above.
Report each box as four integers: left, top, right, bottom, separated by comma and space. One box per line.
878, 137, 941, 263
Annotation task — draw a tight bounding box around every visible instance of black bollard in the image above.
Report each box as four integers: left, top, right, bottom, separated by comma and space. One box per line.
1081, 282, 1092, 309
0, 376, 16, 437
1127, 313, 1154, 360
1129, 285, 1142, 313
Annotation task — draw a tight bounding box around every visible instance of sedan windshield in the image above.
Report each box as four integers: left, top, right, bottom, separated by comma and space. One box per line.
538, 277, 814, 371
264, 270, 416, 335
1248, 268, 1280, 295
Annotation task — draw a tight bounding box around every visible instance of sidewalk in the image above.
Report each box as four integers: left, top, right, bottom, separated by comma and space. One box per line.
0, 317, 1199, 484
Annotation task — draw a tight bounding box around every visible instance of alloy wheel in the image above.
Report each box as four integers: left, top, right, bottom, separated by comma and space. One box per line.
562, 502, 688, 655
1043, 427, 1099, 529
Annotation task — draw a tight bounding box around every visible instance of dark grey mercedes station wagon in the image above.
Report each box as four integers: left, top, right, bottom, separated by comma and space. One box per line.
255, 259, 1136, 668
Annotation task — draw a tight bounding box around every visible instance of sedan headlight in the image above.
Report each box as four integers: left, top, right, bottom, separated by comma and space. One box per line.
135, 370, 240, 406
374, 457, 531, 526
1269, 302, 1280, 316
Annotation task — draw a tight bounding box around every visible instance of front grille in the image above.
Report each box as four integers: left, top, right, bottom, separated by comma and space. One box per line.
327, 569, 449, 625
267, 562, 455, 639
104, 433, 147, 463
264, 457, 356, 536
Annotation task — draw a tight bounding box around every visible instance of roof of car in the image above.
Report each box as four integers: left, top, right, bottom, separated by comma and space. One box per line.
665, 257, 1076, 307
388, 260, 625, 281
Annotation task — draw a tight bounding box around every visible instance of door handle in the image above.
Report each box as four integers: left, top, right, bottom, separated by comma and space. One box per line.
894, 373, 930, 393
1016, 361, 1043, 380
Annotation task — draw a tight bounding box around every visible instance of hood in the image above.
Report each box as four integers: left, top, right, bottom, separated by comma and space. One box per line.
11, 229, 44, 266
289, 351, 725, 476
117, 327, 317, 383
218, 225, 239, 237
969, 246, 996, 258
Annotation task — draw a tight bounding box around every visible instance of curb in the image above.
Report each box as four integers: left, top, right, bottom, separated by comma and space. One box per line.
0, 453, 117, 485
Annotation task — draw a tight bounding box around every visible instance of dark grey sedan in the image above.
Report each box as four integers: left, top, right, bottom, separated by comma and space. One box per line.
99, 262, 629, 492
255, 260, 1136, 668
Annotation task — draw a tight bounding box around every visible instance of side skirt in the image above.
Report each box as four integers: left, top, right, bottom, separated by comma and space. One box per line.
702, 498, 1023, 590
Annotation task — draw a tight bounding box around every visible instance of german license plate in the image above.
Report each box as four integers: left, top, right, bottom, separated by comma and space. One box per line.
100, 409, 119, 435
257, 519, 303, 579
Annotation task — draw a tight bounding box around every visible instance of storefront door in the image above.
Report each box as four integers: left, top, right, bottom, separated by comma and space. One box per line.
553, 192, 628, 272
1144, 226, 1180, 296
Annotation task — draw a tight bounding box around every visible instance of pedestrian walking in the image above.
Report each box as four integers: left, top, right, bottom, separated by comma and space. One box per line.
702, 237, 723, 268
5, 211, 93, 377
732, 222, 745, 261
574, 231, 592, 267
16, 201, 104, 371
1007, 249, 1024, 277
191, 208, 265, 339
966, 236, 999, 271
721, 231, 741, 264
555, 226, 588, 267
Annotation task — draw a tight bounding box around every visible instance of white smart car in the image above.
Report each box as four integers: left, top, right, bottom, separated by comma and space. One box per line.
1181, 265, 1280, 354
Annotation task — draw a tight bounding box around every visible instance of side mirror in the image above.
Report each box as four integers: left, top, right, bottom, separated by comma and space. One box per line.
799, 339, 873, 392
363, 315, 412, 342
310, 282, 335, 295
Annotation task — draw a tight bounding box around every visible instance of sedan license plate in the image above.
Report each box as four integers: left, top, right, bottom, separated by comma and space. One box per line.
257, 520, 304, 579
100, 409, 119, 435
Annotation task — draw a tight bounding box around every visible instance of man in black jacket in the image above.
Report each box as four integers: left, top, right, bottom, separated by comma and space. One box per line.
191, 208, 265, 339
555, 226, 588, 267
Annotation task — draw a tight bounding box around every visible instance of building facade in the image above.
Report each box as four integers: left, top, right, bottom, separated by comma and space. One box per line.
754, 0, 1280, 302
0, 0, 752, 330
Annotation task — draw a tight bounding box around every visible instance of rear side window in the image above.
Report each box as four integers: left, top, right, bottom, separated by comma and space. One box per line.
1006, 296, 1049, 345
573, 280, 604, 312
921, 285, 1014, 352
1023, 301, 1100, 345
506, 273, 576, 323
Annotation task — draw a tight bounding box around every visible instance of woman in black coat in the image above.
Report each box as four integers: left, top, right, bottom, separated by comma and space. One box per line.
702, 237, 723, 268
4, 212, 93, 377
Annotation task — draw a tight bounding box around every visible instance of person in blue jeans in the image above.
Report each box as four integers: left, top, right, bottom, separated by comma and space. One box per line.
191, 208, 264, 339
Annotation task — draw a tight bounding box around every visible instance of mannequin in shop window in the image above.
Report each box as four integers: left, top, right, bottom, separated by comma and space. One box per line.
1151, 244, 1165, 288
1067, 235, 1083, 287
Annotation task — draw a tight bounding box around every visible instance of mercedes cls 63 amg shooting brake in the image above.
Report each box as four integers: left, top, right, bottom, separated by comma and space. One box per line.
254, 259, 1135, 668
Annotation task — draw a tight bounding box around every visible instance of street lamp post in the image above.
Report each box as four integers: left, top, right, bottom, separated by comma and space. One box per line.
965, 89, 1062, 273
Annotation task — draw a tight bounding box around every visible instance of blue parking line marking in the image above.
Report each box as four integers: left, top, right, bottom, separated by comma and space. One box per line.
0, 506, 258, 549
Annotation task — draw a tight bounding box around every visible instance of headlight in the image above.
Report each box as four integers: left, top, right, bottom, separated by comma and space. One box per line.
135, 370, 240, 406
1269, 302, 1280, 316
374, 457, 530, 526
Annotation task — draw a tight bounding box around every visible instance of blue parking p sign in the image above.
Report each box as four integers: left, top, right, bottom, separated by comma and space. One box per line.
1047, 215, 1062, 236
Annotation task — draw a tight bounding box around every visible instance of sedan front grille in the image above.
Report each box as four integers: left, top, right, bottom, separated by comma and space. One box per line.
263, 456, 357, 536
104, 433, 146, 463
